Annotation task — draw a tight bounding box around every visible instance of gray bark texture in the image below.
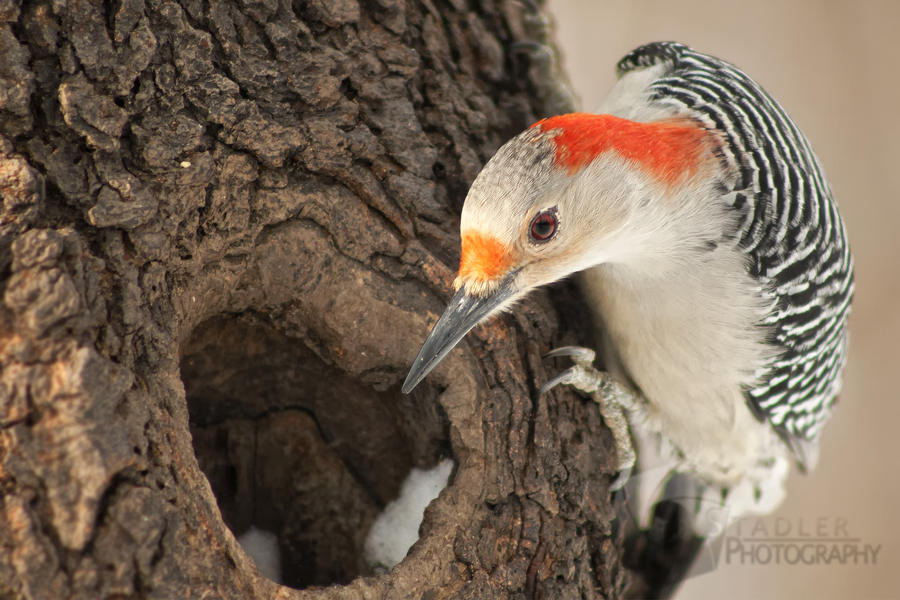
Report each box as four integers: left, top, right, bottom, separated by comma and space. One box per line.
0, 0, 629, 598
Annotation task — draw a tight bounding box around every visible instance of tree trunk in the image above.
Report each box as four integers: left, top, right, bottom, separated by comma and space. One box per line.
0, 0, 628, 597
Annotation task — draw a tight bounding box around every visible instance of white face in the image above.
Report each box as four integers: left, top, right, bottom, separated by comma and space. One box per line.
404, 112, 725, 393
456, 129, 639, 301
403, 130, 638, 394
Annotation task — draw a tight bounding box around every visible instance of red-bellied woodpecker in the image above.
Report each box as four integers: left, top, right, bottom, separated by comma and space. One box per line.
402, 42, 853, 526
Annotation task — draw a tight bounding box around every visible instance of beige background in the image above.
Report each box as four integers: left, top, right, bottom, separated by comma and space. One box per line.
547, 1, 900, 598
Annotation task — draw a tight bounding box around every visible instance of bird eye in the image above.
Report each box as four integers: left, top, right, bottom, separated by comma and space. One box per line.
529, 210, 558, 242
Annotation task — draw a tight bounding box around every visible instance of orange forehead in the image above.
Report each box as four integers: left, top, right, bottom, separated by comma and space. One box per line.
531, 113, 710, 183
457, 231, 512, 285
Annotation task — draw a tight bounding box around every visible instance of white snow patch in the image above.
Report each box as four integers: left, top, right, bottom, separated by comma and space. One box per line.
364, 458, 454, 570
237, 526, 282, 583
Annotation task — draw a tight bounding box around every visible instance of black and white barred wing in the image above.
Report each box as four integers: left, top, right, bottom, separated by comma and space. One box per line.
618, 42, 854, 459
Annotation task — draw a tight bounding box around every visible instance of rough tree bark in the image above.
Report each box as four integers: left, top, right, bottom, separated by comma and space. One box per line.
0, 0, 630, 598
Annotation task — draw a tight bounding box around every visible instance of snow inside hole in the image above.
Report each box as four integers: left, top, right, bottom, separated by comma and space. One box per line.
180, 313, 451, 588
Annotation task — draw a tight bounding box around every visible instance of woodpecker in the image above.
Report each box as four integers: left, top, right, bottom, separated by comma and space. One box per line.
402, 42, 853, 525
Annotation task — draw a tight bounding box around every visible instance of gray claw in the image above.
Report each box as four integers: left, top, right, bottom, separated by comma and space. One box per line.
538, 367, 576, 396
539, 364, 603, 396
610, 467, 633, 492
543, 346, 596, 366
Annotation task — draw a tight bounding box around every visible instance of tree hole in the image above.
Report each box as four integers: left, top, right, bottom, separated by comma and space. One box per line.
180, 312, 450, 588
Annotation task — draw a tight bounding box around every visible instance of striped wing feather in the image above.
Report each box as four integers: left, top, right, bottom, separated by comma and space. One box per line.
617, 42, 854, 454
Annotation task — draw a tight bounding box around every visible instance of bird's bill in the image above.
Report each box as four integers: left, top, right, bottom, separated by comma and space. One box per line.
402, 276, 516, 394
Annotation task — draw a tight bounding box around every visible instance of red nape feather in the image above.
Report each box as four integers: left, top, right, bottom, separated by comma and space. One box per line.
531, 113, 711, 183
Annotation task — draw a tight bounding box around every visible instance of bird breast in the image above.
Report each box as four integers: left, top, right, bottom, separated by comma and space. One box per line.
578, 245, 782, 486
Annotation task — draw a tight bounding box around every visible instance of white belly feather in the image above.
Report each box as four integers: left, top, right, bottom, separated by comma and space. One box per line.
579, 245, 791, 518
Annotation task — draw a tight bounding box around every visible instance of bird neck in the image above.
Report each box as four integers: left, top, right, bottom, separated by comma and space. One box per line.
570, 153, 733, 279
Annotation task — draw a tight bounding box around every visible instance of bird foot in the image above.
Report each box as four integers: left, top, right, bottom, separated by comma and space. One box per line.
540, 346, 637, 490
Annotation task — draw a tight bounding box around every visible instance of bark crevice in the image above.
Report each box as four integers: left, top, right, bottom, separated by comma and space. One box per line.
0, 0, 628, 597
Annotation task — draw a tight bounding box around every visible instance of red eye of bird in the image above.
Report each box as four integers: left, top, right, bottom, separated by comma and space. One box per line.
529, 210, 558, 242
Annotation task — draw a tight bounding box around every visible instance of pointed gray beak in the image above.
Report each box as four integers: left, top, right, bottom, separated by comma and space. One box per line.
402, 275, 517, 394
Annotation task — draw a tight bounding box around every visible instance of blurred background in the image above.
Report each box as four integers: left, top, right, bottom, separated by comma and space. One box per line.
547, 1, 900, 598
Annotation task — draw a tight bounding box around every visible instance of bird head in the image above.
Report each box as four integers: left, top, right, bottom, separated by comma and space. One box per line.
402, 113, 712, 393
